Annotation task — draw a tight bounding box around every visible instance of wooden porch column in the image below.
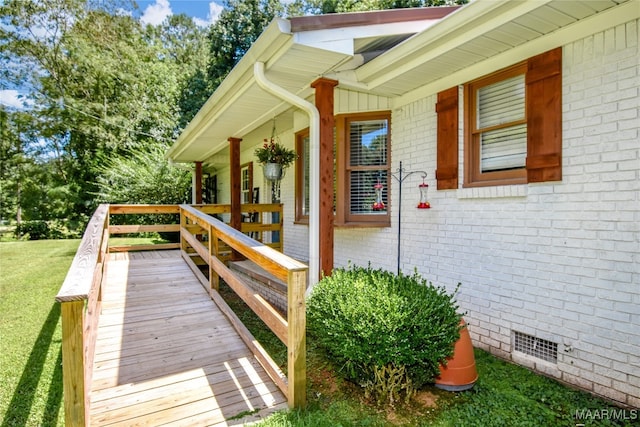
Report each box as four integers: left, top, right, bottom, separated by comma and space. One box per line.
229, 137, 243, 260
311, 77, 338, 278
194, 161, 203, 204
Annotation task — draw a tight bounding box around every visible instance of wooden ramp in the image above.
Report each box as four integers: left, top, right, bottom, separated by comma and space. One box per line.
90, 250, 287, 426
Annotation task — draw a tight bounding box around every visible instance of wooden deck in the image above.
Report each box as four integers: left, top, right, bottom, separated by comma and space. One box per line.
89, 250, 287, 426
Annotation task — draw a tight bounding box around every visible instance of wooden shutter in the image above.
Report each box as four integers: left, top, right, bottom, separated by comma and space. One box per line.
436, 86, 459, 190
526, 47, 562, 183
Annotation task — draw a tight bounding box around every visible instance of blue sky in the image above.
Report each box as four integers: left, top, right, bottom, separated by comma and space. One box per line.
136, 0, 224, 27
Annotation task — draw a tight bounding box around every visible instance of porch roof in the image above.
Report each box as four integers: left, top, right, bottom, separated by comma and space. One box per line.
166, 6, 459, 164
167, 0, 637, 165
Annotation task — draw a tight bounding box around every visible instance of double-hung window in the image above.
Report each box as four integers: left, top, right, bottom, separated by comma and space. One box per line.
465, 63, 527, 186
337, 112, 391, 225
436, 47, 562, 189
295, 111, 391, 227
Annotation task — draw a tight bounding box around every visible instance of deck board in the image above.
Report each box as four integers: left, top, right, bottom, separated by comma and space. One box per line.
90, 250, 287, 426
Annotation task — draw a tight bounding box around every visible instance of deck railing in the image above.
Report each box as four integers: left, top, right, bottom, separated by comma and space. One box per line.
55, 203, 298, 426
179, 204, 307, 408
55, 204, 109, 426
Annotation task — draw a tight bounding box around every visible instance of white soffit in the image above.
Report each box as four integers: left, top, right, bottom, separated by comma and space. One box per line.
357, 0, 636, 98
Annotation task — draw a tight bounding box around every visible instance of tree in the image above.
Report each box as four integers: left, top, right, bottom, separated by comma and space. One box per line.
207, 0, 283, 90
94, 142, 191, 205
1, 0, 205, 229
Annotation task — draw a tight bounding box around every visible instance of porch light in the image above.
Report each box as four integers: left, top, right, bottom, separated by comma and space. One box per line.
372, 182, 385, 211
418, 179, 430, 209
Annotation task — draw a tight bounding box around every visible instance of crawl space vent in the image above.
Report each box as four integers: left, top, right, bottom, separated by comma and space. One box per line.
514, 331, 558, 363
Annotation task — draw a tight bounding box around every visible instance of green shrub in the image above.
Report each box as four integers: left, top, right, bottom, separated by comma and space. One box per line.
15, 220, 50, 240
307, 265, 461, 405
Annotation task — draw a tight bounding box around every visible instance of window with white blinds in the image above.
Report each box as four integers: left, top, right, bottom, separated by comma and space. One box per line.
300, 133, 310, 216
477, 74, 526, 172
347, 118, 389, 215
295, 112, 391, 226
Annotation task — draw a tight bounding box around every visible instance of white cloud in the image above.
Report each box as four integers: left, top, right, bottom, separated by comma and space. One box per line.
0, 90, 30, 110
140, 0, 172, 26
193, 2, 224, 28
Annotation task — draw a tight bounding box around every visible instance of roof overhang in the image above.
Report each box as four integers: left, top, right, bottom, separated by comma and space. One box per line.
349, 0, 638, 102
168, 0, 638, 165
167, 7, 459, 164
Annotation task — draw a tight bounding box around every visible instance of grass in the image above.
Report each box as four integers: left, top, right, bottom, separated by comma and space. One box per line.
0, 236, 167, 426
1, 240, 636, 427
0, 239, 79, 427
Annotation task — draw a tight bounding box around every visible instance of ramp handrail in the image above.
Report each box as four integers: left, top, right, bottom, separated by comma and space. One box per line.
179, 204, 307, 408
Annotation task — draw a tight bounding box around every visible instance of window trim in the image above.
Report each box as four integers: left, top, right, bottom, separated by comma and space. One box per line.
294, 128, 310, 223
240, 162, 253, 203
295, 111, 392, 228
464, 62, 528, 188
336, 111, 391, 227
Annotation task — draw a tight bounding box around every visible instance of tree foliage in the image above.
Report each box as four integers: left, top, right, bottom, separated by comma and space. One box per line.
1, 0, 207, 232
1, 0, 467, 237
207, 0, 283, 89
94, 142, 191, 205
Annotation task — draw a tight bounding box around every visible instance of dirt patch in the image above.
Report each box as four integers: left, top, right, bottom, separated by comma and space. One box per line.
413, 390, 439, 408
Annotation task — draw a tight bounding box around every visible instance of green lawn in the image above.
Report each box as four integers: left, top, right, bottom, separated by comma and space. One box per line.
0, 239, 79, 427
1, 240, 636, 427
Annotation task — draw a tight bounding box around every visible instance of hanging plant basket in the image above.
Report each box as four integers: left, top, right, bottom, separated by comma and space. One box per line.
255, 118, 297, 182
263, 163, 283, 181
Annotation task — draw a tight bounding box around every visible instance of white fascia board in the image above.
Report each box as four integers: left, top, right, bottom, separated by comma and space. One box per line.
356, 0, 554, 87
167, 18, 292, 162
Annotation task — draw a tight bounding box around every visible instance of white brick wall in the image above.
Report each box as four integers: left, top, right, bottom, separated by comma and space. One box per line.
328, 19, 639, 406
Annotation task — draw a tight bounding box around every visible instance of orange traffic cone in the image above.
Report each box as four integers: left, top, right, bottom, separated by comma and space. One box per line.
435, 319, 478, 391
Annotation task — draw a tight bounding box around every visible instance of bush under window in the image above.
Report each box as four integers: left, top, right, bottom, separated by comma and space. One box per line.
307, 265, 462, 405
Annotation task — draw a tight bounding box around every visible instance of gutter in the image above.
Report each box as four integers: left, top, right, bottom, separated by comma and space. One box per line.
253, 62, 320, 290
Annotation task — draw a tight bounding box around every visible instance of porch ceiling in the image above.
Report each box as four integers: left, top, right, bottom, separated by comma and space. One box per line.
167, 21, 352, 164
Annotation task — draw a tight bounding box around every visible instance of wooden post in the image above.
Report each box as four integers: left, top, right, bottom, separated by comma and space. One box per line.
180, 206, 188, 253
287, 269, 307, 408
194, 161, 203, 204
310, 77, 338, 279
60, 300, 87, 426
229, 137, 243, 261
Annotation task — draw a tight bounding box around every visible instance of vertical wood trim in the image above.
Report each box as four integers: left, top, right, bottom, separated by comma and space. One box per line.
194, 162, 203, 204
526, 47, 562, 183
294, 129, 309, 222
61, 300, 86, 427
335, 115, 347, 224
229, 137, 243, 260
311, 77, 338, 279
435, 86, 459, 190
287, 269, 307, 408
